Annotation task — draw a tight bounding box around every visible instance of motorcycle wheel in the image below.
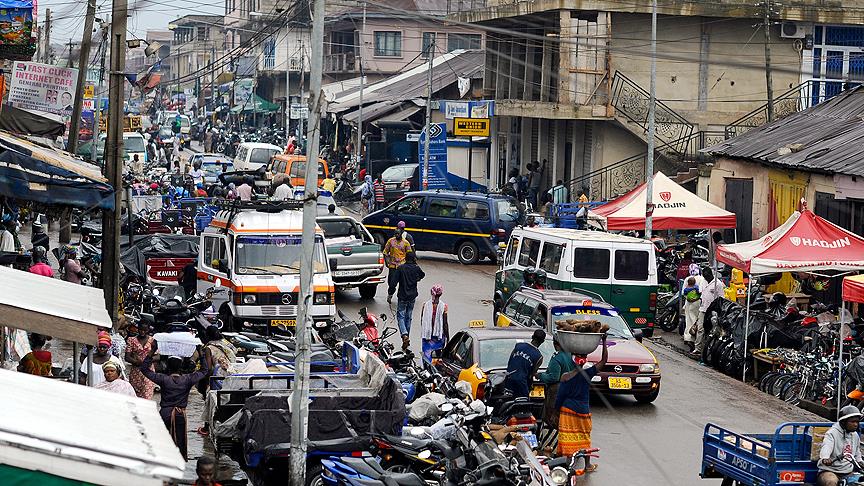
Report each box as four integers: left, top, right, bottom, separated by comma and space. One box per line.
656, 307, 679, 332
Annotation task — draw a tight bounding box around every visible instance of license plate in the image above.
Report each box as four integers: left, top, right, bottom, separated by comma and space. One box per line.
608, 377, 632, 390
519, 432, 538, 449
271, 319, 296, 327
334, 270, 363, 277
529, 385, 545, 398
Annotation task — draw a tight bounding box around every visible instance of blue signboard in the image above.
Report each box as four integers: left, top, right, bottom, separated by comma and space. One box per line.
419, 122, 448, 189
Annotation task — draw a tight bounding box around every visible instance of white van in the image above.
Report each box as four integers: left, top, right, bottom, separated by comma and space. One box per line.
233, 142, 283, 172
98, 132, 147, 170
494, 227, 659, 335
198, 201, 337, 333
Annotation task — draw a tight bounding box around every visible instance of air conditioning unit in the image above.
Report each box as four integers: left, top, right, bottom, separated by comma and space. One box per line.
781, 21, 806, 39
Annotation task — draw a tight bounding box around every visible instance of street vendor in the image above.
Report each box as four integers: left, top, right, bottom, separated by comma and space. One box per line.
817, 405, 864, 486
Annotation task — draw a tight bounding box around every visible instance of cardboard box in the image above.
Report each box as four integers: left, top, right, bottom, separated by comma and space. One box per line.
811, 426, 830, 461
723, 434, 770, 458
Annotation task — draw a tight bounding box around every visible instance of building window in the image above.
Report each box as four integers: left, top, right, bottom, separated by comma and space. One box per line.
263, 37, 275, 70
809, 25, 864, 106
198, 26, 209, 41
447, 33, 481, 51
422, 32, 436, 58
374, 31, 402, 57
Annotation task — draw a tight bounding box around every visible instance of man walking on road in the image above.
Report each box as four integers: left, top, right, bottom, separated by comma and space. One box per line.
504, 328, 546, 398
388, 251, 425, 350
692, 267, 725, 359
383, 229, 412, 298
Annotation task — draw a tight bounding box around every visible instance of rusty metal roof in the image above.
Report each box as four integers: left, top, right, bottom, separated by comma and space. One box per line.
703, 86, 864, 177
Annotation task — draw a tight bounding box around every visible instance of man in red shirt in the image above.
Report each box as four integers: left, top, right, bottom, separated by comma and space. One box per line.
28, 246, 54, 277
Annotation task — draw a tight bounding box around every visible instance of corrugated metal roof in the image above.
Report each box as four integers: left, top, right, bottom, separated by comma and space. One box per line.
329, 50, 483, 113
703, 86, 864, 177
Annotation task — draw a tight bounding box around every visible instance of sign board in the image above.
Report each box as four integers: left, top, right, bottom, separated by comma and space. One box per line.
290, 104, 309, 119
453, 117, 490, 137
83, 99, 94, 111
442, 100, 495, 119
418, 122, 448, 189
234, 78, 253, 105
8, 62, 78, 115
406, 132, 420, 142
83, 84, 95, 99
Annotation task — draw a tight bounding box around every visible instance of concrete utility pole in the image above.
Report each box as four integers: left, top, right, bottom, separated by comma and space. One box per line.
44, 9, 51, 64
93, 24, 108, 163
645, 0, 657, 239
355, 1, 366, 180
289, 0, 324, 479
285, 22, 291, 142
68, 0, 97, 155
298, 39, 305, 142
763, 0, 775, 122
101, 0, 127, 323
66, 39, 75, 67
422, 39, 434, 189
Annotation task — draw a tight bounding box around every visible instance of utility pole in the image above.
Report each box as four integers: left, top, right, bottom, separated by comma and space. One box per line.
68, 0, 97, 155
645, 0, 657, 239
422, 39, 434, 190
66, 38, 75, 67
44, 9, 51, 64
93, 25, 108, 163
355, 1, 366, 181
101, 0, 127, 323
298, 39, 305, 143
284, 23, 291, 142
289, 0, 323, 479
763, 0, 775, 122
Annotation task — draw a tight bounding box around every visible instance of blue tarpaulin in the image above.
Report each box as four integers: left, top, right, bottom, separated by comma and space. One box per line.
0, 131, 114, 209
0, 1, 33, 7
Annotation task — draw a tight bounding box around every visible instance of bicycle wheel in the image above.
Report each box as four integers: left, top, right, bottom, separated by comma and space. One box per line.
762, 372, 788, 395
759, 371, 782, 392
780, 378, 803, 405
771, 374, 798, 398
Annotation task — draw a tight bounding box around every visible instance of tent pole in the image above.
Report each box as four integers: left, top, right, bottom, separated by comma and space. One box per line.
86, 347, 94, 387
72, 342, 80, 384
743, 277, 753, 382
838, 302, 846, 418
734, 228, 738, 243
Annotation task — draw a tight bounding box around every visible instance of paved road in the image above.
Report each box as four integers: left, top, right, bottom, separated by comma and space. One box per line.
334, 251, 821, 485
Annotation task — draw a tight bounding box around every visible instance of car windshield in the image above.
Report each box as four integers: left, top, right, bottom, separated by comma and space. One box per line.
479, 338, 555, 370
203, 163, 232, 176
235, 235, 327, 275
318, 219, 362, 239
383, 165, 414, 181
250, 148, 280, 165
180, 117, 190, 127
550, 306, 634, 339
125, 137, 146, 152
496, 199, 521, 222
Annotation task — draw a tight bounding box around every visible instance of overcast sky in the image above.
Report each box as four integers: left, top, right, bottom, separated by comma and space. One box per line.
38, 0, 224, 42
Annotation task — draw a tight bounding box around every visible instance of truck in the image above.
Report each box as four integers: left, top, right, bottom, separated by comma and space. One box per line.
315, 215, 385, 299
197, 200, 337, 333
701, 422, 837, 486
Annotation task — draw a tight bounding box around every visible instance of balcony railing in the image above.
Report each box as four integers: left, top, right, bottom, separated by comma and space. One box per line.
324, 53, 357, 74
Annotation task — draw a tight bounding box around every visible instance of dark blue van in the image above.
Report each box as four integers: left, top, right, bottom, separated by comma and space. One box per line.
362, 191, 523, 264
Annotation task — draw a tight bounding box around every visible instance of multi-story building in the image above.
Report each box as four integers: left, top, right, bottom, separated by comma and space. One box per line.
165, 15, 226, 98
457, 1, 864, 209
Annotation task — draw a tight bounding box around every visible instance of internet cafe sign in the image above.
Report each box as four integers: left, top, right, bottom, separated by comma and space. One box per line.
8, 61, 79, 115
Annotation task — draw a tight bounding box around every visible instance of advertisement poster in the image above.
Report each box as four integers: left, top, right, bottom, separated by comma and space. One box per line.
418, 122, 448, 189
8, 61, 78, 115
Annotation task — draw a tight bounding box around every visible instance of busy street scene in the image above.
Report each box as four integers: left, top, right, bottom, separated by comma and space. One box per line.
5, 0, 864, 485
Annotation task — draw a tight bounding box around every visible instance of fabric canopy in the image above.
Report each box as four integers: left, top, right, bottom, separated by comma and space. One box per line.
716, 209, 864, 275
0, 131, 114, 209
0, 265, 110, 345
590, 171, 736, 230
0, 105, 65, 138
231, 94, 280, 114
843, 275, 864, 303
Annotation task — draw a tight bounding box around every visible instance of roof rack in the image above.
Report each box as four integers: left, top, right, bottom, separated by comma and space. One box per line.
214, 199, 304, 235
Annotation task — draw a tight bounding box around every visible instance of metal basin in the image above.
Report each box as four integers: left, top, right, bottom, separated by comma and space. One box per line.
556, 331, 602, 355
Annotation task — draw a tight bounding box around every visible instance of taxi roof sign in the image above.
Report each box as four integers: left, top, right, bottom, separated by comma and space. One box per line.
453, 117, 490, 137
468, 319, 486, 328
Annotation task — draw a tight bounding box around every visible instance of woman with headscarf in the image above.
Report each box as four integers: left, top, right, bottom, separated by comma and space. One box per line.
95, 361, 136, 397
197, 326, 238, 436
125, 320, 156, 399
420, 284, 449, 363
80, 331, 126, 386
682, 263, 703, 352
18, 333, 52, 376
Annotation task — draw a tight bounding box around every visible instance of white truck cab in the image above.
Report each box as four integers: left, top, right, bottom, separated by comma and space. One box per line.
198, 201, 336, 333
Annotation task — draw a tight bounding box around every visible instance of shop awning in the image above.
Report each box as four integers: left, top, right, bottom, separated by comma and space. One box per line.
0, 369, 184, 486
374, 104, 422, 126
590, 171, 736, 230
843, 274, 864, 303
717, 209, 864, 275
0, 131, 114, 210
0, 265, 110, 345
231, 94, 280, 114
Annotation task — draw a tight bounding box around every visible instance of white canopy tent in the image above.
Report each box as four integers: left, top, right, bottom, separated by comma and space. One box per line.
0, 369, 185, 485
0, 265, 110, 346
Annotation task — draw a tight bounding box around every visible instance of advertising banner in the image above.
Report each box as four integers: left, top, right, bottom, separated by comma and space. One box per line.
8, 61, 78, 115
418, 122, 448, 189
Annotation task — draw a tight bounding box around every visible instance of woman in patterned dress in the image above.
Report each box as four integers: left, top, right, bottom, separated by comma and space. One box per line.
125, 320, 156, 399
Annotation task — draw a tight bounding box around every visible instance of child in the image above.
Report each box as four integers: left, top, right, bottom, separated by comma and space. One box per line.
682, 276, 701, 353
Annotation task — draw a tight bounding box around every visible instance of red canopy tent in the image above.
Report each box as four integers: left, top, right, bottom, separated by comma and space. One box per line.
590, 172, 736, 230
716, 209, 864, 275
843, 274, 864, 303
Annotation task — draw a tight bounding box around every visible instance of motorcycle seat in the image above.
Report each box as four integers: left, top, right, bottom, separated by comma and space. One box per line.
340, 457, 385, 478
379, 433, 429, 452
380, 473, 426, 486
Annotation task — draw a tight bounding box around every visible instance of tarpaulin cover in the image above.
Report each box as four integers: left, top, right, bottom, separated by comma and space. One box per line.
590, 171, 736, 230
0, 131, 113, 209
717, 210, 864, 275
0, 105, 65, 138
0, 1, 33, 7
239, 377, 406, 467
120, 234, 199, 279
843, 274, 864, 303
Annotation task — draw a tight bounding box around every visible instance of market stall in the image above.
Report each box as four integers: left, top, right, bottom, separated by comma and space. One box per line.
0, 368, 184, 485
717, 207, 864, 387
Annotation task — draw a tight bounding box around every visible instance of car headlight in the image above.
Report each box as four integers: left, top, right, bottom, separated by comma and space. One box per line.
550, 467, 568, 485
243, 294, 256, 304
314, 293, 328, 304
639, 363, 658, 373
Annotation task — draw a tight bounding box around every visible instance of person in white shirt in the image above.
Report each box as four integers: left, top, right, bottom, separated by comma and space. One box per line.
0, 221, 15, 253
189, 162, 205, 187
237, 178, 254, 201
272, 180, 294, 200
692, 267, 726, 358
